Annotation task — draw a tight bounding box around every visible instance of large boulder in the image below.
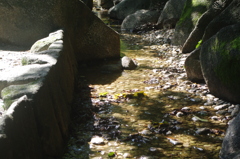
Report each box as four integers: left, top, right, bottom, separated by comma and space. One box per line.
108, 0, 151, 20
156, 0, 187, 29
171, 0, 213, 46
0, 0, 120, 61
182, 0, 232, 53
184, 47, 204, 82
97, 0, 114, 9
82, 0, 93, 9
200, 24, 240, 103
220, 112, 240, 159
202, 0, 240, 42
121, 9, 160, 32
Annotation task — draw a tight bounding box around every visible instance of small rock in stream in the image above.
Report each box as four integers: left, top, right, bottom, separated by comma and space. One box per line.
196, 128, 211, 135
90, 136, 105, 145
214, 104, 228, 110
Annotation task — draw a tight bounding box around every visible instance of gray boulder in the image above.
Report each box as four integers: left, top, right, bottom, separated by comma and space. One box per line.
121, 56, 137, 70
220, 113, 240, 159
182, 0, 231, 53
157, 0, 187, 29
171, 0, 213, 46
184, 47, 204, 82
97, 0, 114, 9
200, 24, 240, 103
0, 0, 120, 62
108, 0, 151, 20
202, 0, 240, 42
121, 9, 160, 32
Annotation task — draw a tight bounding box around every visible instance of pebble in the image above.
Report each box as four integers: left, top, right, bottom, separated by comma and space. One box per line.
139, 129, 152, 135
123, 153, 133, 158
214, 104, 228, 110
176, 112, 184, 117
90, 136, 105, 145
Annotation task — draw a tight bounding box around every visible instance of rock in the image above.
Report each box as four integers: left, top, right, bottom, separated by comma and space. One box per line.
121, 9, 160, 32
157, 0, 187, 29
82, 0, 93, 9
108, 0, 151, 20
184, 47, 204, 82
200, 24, 240, 103
196, 127, 210, 135
216, 110, 228, 115
123, 153, 133, 158
121, 56, 137, 70
30, 30, 63, 53
139, 129, 152, 135
176, 112, 184, 117
90, 136, 105, 145
181, 0, 229, 53
171, 0, 213, 46
214, 104, 228, 110
220, 112, 240, 159
0, 0, 120, 61
202, 0, 240, 42
97, 0, 114, 9
231, 105, 240, 117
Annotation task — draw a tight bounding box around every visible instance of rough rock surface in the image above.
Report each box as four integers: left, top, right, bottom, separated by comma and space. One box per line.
157, 0, 187, 29
184, 47, 204, 82
182, 0, 231, 53
97, 0, 114, 9
220, 112, 240, 159
121, 9, 160, 32
108, 0, 151, 20
171, 0, 213, 46
0, 29, 78, 158
121, 56, 137, 70
0, 0, 120, 62
200, 24, 240, 103
202, 0, 240, 42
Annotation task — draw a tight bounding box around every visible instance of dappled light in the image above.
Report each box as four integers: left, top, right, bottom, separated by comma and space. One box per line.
63, 18, 227, 158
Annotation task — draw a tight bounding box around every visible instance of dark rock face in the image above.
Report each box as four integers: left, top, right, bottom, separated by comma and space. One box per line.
220, 112, 240, 159
98, 0, 114, 9
0, 0, 120, 62
157, 0, 187, 29
184, 47, 204, 82
181, 2, 227, 53
121, 9, 160, 32
108, 0, 151, 20
202, 0, 240, 42
82, 0, 93, 9
200, 24, 240, 103
171, 0, 213, 46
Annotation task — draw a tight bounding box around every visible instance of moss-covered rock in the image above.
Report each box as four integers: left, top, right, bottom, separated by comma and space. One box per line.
1, 81, 42, 110
171, 0, 213, 46
200, 24, 240, 103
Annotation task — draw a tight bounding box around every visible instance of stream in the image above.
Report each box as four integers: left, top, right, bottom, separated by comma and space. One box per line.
62, 10, 231, 159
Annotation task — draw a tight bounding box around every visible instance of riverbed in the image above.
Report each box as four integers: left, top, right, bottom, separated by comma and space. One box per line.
62, 11, 233, 159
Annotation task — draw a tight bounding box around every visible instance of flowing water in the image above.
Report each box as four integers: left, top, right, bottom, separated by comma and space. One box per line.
63, 11, 229, 159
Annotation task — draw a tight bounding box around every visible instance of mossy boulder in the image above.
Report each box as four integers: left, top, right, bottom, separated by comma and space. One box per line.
157, 0, 187, 29
171, 0, 213, 46
200, 24, 240, 103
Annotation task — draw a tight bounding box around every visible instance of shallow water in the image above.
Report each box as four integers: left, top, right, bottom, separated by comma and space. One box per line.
63, 11, 228, 159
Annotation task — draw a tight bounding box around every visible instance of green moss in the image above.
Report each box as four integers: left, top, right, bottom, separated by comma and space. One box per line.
212, 37, 240, 88
21, 57, 29, 65
177, 0, 209, 26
